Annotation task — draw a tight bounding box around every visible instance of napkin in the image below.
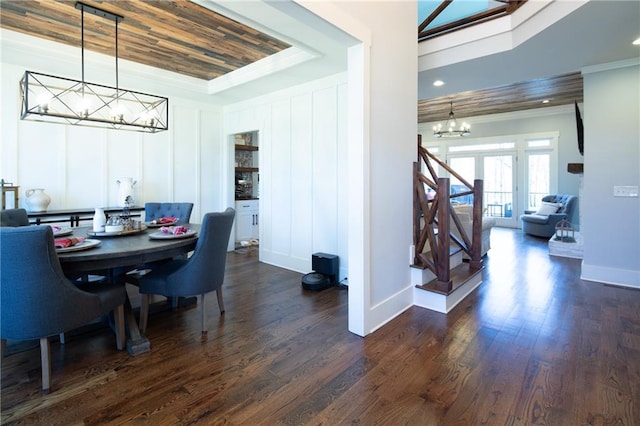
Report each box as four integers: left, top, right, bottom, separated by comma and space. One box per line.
55, 236, 85, 249
160, 226, 189, 236
152, 217, 178, 225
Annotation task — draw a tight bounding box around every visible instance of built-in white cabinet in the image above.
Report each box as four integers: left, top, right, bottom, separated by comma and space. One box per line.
235, 199, 258, 242
234, 131, 259, 246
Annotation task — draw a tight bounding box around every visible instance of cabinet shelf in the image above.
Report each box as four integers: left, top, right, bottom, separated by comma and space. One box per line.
235, 144, 258, 151
235, 167, 258, 173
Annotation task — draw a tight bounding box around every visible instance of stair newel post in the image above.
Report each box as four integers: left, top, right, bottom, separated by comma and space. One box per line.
413, 161, 421, 263
470, 179, 484, 271
436, 177, 452, 292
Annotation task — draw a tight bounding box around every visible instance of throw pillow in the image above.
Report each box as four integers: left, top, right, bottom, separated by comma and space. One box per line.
535, 201, 562, 215
452, 204, 473, 221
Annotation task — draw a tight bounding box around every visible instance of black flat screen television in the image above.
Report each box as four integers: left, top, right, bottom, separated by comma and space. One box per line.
575, 101, 584, 155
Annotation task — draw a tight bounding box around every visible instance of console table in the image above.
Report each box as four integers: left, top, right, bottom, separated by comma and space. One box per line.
28, 206, 144, 227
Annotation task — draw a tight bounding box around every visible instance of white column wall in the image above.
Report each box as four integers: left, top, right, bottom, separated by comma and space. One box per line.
581, 60, 640, 288
302, 1, 418, 334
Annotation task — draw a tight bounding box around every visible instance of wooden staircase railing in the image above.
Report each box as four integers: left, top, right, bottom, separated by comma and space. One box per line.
413, 135, 484, 294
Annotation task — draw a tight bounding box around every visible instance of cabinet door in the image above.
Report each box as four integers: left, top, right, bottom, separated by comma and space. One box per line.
251, 213, 259, 239
236, 211, 253, 242
236, 200, 258, 242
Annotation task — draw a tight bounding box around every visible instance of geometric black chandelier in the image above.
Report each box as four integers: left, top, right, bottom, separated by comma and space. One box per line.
19, 2, 168, 133
432, 101, 470, 138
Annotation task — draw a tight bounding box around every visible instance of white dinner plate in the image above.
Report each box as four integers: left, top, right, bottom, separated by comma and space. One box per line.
56, 239, 102, 253
52, 226, 73, 237
149, 229, 197, 240
145, 218, 179, 228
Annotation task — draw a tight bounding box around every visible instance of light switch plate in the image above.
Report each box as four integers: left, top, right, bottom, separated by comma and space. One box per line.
613, 185, 639, 197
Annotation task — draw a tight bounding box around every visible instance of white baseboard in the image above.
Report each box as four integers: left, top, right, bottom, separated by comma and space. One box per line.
581, 262, 640, 289
413, 273, 483, 314
366, 284, 414, 334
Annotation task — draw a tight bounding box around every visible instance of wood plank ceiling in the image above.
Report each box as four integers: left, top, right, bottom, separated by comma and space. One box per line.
0, 0, 584, 122
418, 72, 584, 123
0, 0, 290, 81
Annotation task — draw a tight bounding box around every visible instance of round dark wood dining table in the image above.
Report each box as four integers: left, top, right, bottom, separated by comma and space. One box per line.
56, 224, 200, 355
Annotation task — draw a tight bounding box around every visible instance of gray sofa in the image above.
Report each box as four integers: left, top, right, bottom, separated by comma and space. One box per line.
520, 194, 578, 238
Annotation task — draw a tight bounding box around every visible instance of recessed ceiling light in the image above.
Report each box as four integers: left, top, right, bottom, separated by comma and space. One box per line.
433, 80, 444, 87
542, 99, 550, 104
633, 38, 640, 46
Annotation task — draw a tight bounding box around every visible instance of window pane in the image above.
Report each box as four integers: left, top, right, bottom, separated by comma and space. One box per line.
528, 139, 551, 148
484, 155, 513, 217
449, 142, 515, 152
449, 157, 475, 204
528, 154, 550, 209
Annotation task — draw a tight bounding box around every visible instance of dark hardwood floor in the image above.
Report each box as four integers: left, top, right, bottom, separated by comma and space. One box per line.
2, 228, 639, 425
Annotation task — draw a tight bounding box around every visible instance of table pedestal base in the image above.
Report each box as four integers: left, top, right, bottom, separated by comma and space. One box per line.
126, 338, 151, 356
123, 297, 151, 356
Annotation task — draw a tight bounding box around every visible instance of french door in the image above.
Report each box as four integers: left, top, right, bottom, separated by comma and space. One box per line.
447, 152, 518, 227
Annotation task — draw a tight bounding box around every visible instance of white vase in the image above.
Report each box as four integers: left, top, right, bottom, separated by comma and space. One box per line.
116, 178, 137, 207
25, 188, 51, 212
93, 208, 106, 232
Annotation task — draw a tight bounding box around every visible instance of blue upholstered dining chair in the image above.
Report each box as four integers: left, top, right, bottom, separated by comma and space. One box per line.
144, 202, 194, 224
0, 208, 29, 227
138, 208, 235, 336
0, 226, 127, 392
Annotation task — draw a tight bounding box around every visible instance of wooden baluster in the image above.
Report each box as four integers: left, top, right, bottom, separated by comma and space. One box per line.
469, 179, 484, 271
434, 177, 452, 292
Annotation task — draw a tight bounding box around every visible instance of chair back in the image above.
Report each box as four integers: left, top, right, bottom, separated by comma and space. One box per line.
145, 202, 194, 224
167, 208, 235, 295
0, 208, 29, 227
541, 194, 577, 221
0, 226, 104, 340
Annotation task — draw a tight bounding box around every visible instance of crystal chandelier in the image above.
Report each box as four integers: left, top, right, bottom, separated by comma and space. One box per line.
19, 2, 168, 133
433, 102, 470, 138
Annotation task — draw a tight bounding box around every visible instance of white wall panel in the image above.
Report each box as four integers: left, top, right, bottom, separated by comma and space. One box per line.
290, 94, 313, 263
141, 129, 171, 205
66, 126, 105, 208
336, 82, 349, 281
256, 104, 272, 256
270, 99, 293, 256
107, 130, 141, 206
172, 105, 199, 206
199, 108, 224, 219
17, 121, 65, 210
312, 86, 339, 253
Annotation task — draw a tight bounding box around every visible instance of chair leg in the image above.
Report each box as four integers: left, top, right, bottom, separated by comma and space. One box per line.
40, 337, 51, 393
113, 304, 126, 351
200, 293, 207, 336
216, 287, 225, 314
140, 294, 150, 334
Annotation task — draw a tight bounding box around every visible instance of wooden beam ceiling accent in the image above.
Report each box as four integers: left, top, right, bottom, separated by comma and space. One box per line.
419, 0, 527, 42
0, 0, 290, 81
418, 72, 584, 124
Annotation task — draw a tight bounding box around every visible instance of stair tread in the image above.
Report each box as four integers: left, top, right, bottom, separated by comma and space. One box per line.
416, 263, 483, 295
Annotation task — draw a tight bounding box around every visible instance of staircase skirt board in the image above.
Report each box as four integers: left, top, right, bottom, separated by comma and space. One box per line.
414, 264, 484, 314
